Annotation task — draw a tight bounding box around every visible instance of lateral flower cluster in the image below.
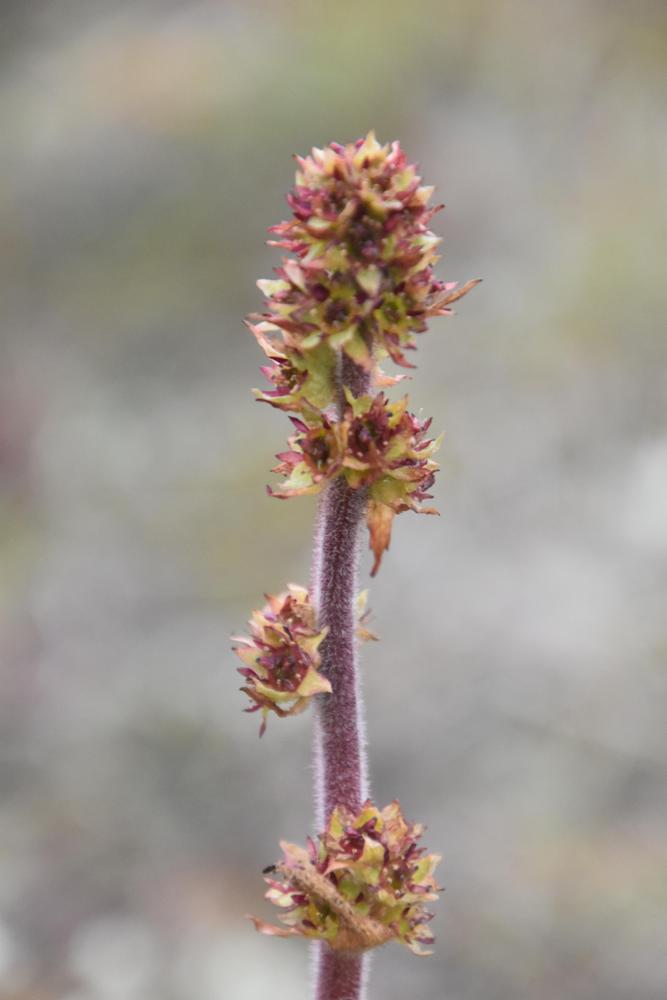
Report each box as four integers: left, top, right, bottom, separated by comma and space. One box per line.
234, 586, 377, 735
233, 585, 330, 737
251, 800, 441, 956
270, 392, 441, 575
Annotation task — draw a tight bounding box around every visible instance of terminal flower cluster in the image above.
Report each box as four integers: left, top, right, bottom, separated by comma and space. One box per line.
251, 800, 441, 956
249, 131, 478, 378
244, 134, 477, 578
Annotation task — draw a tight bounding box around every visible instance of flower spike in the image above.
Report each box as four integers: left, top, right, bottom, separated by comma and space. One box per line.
239, 135, 478, 993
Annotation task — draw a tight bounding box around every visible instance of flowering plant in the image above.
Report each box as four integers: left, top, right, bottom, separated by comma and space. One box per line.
235, 133, 478, 1000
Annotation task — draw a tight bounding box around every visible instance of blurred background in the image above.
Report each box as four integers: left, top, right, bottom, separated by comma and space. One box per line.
1, 1, 666, 998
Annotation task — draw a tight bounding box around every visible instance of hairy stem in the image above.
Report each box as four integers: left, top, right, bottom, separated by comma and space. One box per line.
314, 948, 367, 1000
311, 352, 371, 1000
312, 474, 368, 819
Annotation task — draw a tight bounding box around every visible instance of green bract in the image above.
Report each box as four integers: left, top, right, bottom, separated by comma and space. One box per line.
239, 137, 478, 976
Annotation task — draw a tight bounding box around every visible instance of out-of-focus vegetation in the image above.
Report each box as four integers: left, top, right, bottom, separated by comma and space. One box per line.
1, 1, 666, 998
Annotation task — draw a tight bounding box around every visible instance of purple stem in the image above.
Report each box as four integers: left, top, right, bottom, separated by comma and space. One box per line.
311, 352, 371, 1000
314, 948, 367, 1000
312, 473, 368, 819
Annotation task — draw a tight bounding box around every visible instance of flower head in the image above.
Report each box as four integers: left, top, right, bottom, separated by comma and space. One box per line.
250, 800, 441, 955
250, 132, 480, 387
269, 392, 441, 574
232, 584, 331, 736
